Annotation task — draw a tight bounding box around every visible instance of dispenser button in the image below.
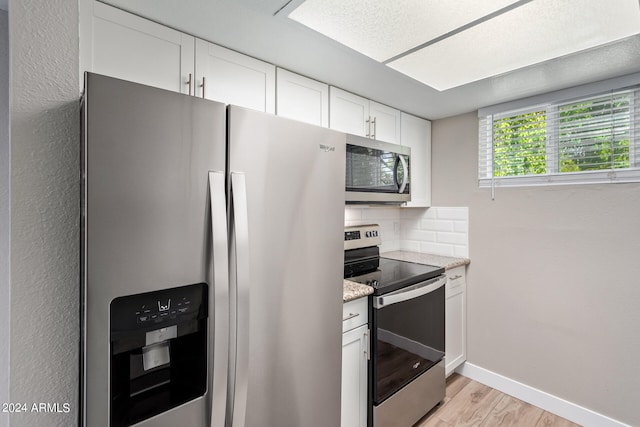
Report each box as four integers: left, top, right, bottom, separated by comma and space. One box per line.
137, 315, 149, 323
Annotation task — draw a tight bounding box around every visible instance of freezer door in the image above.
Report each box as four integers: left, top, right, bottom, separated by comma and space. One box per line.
82, 73, 227, 427
227, 106, 346, 427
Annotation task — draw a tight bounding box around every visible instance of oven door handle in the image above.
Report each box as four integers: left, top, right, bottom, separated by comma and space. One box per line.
373, 275, 446, 309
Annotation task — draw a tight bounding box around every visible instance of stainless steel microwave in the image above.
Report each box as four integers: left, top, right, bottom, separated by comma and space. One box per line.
345, 134, 411, 204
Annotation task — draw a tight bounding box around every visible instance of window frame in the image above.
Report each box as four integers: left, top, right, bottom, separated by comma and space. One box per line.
478, 87, 640, 188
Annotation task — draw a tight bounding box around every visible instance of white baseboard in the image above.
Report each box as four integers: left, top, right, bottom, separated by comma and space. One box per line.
456, 362, 630, 427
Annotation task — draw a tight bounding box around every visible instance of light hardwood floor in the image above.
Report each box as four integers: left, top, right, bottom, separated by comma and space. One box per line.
415, 374, 581, 427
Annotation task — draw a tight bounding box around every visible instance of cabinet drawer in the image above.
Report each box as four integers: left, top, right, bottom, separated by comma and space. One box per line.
343, 297, 368, 333
445, 266, 466, 298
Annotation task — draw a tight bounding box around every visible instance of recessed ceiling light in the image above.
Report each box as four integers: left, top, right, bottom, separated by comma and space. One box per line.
387, 0, 640, 90
288, 0, 640, 91
288, 0, 522, 62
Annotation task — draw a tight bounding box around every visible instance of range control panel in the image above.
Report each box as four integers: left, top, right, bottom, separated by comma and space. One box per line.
344, 224, 382, 251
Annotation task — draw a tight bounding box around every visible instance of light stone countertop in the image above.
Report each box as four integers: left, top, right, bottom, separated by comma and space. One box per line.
343, 280, 374, 302
381, 250, 470, 270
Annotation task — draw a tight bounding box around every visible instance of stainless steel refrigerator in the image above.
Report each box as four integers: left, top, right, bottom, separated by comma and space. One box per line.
81, 73, 346, 427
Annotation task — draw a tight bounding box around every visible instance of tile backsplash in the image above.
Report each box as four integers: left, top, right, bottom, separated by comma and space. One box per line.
345, 206, 469, 258
400, 207, 469, 257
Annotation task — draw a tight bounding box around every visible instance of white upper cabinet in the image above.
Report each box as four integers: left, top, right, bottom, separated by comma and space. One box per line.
329, 88, 370, 137
329, 87, 400, 144
369, 101, 401, 144
89, 2, 194, 95
195, 40, 275, 113
400, 112, 432, 207
276, 68, 329, 127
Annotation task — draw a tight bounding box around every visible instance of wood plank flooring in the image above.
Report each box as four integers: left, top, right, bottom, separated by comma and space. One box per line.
415, 374, 581, 427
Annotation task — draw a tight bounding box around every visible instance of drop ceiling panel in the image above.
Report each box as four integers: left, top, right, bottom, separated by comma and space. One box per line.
288, 0, 521, 62
387, 0, 640, 90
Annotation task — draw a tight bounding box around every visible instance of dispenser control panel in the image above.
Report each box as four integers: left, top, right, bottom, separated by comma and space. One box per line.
110, 282, 208, 334
134, 295, 194, 324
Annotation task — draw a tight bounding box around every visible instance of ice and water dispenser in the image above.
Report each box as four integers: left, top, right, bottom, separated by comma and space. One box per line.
109, 283, 208, 426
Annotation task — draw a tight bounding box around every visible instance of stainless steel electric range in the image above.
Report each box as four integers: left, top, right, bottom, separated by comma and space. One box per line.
344, 224, 446, 427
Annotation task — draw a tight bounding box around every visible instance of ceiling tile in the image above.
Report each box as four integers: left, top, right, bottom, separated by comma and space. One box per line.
387, 0, 640, 90
288, 0, 521, 62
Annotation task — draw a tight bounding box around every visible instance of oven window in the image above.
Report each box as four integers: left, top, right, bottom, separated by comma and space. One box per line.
373, 284, 444, 404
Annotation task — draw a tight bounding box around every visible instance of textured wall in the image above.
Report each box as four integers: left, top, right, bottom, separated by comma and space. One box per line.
1, 9, 10, 427
9, 1, 80, 426
431, 111, 640, 426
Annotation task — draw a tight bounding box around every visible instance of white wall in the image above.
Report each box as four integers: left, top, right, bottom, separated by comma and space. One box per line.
431, 110, 640, 426
0, 9, 10, 427
9, 1, 80, 426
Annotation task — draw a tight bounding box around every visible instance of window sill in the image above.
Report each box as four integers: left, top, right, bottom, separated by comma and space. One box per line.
478, 169, 640, 188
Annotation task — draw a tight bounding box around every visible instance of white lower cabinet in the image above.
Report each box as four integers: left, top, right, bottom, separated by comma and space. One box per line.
342, 297, 369, 427
445, 266, 467, 376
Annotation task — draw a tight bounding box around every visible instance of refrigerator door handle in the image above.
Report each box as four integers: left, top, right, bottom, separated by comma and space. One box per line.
230, 172, 251, 427
209, 171, 230, 427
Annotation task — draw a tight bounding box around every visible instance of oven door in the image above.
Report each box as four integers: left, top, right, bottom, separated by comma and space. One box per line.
371, 275, 446, 405
345, 135, 410, 203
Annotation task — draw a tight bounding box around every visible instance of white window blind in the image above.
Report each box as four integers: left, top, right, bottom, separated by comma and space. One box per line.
479, 87, 640, 187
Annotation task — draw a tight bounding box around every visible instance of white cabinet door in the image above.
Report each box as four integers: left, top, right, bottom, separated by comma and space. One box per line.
330, 87, 400, 143
195, 40, 275, 113
342, 324, 368, 427
330, 87, 370, 137
400, 112, 432, 207
90, 2, 194, 95
369, 101, 400, 144
445, 266, 466, 376
276, 68, 329, 127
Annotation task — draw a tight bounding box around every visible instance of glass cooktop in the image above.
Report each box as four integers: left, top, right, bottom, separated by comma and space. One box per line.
344, 257, 444, 295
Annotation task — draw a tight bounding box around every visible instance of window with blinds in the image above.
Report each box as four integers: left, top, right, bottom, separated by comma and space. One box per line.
478, 88, 640, 187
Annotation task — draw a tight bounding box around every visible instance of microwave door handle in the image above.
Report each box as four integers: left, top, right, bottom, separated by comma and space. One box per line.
373, 275, 446, 309
393, 155, 400, 189
398, 154, 408, 194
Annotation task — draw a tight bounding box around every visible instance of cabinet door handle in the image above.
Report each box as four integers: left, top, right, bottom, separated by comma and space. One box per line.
343, 312, 360, 322
186, 73, 192, 96
200, 77, 206, 99
449, 274, 463, 280
371, 117, 376, 139
364, 329, 370, 361
365, 116, 371, 137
